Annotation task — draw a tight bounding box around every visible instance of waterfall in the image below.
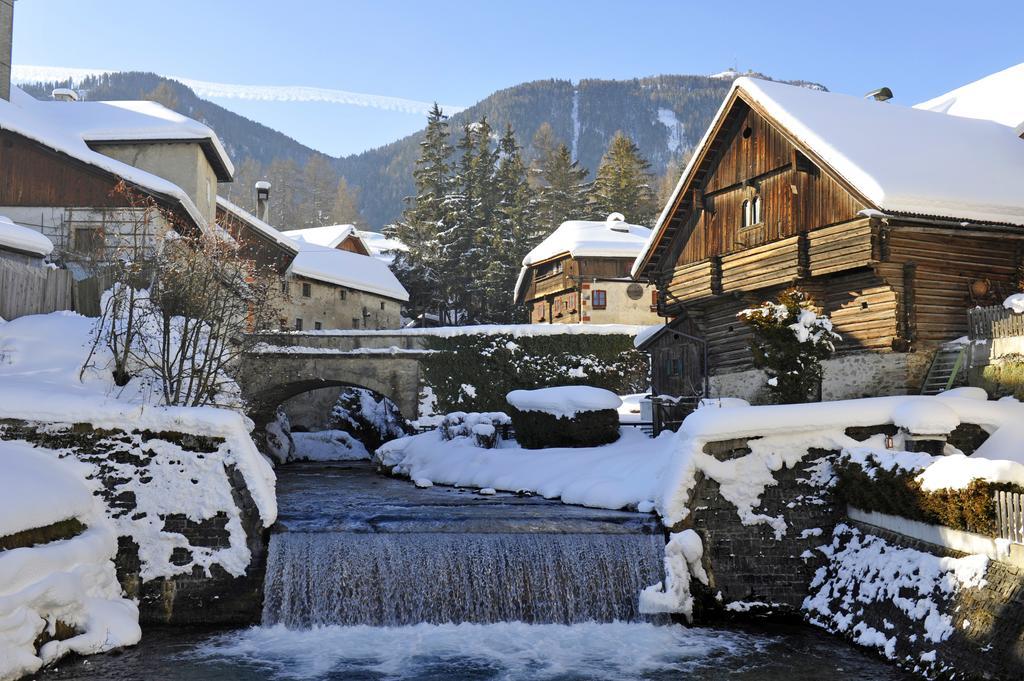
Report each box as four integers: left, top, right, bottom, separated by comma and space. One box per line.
263, 531, 665, 627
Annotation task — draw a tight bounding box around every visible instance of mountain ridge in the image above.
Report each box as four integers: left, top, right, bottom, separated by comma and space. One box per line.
20, 71, 827, 228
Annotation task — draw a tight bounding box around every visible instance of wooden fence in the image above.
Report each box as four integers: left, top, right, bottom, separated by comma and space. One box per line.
995, 491, 1024, 545
0, 259, 107, 320
968, 305, 1024, 341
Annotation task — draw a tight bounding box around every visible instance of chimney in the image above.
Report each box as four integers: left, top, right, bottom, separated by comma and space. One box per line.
864, 87, 893, 102
0, 0, 13, 102
255, 181, 271, 222
51, 87, 79, 102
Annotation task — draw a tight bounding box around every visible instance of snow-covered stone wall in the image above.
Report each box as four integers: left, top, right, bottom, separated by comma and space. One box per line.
806, 522, 1024, 680
0, 420, 270, 625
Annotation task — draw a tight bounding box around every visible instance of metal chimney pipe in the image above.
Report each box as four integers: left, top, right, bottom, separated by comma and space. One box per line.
0, 0, 13, 102
255, 181, 271, 222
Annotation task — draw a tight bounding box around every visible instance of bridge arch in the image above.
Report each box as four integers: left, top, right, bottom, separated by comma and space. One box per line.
236, 350, 426, 432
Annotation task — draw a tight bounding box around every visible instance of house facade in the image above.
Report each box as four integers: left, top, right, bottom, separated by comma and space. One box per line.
217, 197, 408, 331
515, 213, 662, 325
634, 77, 1024, 403
0, 86, 231, 264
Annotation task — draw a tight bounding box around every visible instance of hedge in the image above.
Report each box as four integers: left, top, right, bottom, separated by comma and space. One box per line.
420, 332, 648, 414
835, 455, 1021, 537
509, 407, 620, 449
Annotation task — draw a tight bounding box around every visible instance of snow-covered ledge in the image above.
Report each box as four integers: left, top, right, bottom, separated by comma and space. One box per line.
848, 506, 1024, 569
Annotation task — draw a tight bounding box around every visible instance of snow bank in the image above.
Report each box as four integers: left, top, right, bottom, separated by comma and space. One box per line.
506, 386, 622, 419
639, 529, 708, 621
1004, 293, 1024, 314
0, 443, 140, 680
0, 312, 276, 530
0, 216, 53, 257
292, 430, 369, 461
805, 525, 988, 661
377, 427, 672, 511
283, 323, 647, 338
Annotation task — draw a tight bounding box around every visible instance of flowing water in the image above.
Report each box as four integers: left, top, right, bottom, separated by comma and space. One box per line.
40, 461, 913, 680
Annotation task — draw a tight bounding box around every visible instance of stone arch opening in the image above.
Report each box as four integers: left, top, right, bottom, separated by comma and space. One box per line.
247, 378, 408, 433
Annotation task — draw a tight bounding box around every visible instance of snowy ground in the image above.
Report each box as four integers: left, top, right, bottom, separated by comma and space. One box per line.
0, 311, 277, 679
0, 442, 141, 680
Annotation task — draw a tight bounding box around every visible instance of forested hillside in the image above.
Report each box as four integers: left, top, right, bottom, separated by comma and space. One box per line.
22, 71, 825, 228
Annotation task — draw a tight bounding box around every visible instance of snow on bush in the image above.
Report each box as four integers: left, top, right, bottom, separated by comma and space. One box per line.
329, 387, 411, 452
0, 442, 141, 680
638, 529, 708, 621
264, 407, 295, 464
737, 289, 840, 404
506, 386, 622, 419
804, 525, 988, 665
891, 398, 959, 435
439, 412, 511, 449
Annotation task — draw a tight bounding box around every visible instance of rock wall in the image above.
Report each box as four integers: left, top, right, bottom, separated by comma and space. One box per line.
0, 420, 268, 625
709, 351, 934, 404
806, 522, 1024, 680
686, 438, 842, 613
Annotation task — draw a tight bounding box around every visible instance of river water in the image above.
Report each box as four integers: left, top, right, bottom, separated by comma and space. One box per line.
40, 461, 912, 681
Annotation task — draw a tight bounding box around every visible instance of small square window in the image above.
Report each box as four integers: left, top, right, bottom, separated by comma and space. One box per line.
294, 318, 303, 331
380, 301, 386, 310
280, 280, 290, 295
339, 289, 347, 301
302, 282, 312, 298
592, 290, 607, 309
352, 318, 360, 329
314, 321, 322, 330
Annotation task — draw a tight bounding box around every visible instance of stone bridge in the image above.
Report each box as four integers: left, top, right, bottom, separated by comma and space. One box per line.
237, 331, 436, 430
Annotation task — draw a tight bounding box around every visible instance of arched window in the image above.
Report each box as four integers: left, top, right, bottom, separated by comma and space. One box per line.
752, 196, 762, 224
741, 199, 751, 228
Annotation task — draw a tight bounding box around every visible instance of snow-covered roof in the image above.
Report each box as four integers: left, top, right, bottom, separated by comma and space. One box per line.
0, 216, 54, 257
288, 241, 409, 302
216, 196, 298, 253
31, 96, 234, 181
515, 214, 651, 302
635, 77, 1024, 277
0, 87, 209, 230
215, 198, 408, 301
916, 63, 1024, 136
356, 229, 408, 265
282, 224, 367, 252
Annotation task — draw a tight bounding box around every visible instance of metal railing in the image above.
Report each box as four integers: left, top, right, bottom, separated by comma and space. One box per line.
995, 491, 1024, 544
969, 305, 1024, 341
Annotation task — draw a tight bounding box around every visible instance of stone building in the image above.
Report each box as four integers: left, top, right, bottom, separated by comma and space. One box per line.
633, 75, 1024, 404
514, 213, 662, 325
216, 197, 408, 331
0, 85, 233, 263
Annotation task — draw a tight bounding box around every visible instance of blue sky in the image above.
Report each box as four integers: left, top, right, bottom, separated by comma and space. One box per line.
11, 0, 1024, 157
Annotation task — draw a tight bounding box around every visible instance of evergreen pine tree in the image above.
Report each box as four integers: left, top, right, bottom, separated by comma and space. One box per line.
535, 143, 590, 240
480, 124, 535, 322
391, 103, 454, 323
589, 131, 658, 225
265, 158, 302, 228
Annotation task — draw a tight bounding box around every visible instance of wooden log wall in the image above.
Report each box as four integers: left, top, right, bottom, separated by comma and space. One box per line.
665, 259, 715, 304
825, 270, 898, 352
673, 103, 865, 267
720, 236, 800, 293
808, 219, 873, 276
883, 229, 1021, 345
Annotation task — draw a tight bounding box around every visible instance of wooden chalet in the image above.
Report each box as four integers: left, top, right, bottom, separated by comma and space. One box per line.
634, 77, 1024, 403
515, 214, 662, 325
